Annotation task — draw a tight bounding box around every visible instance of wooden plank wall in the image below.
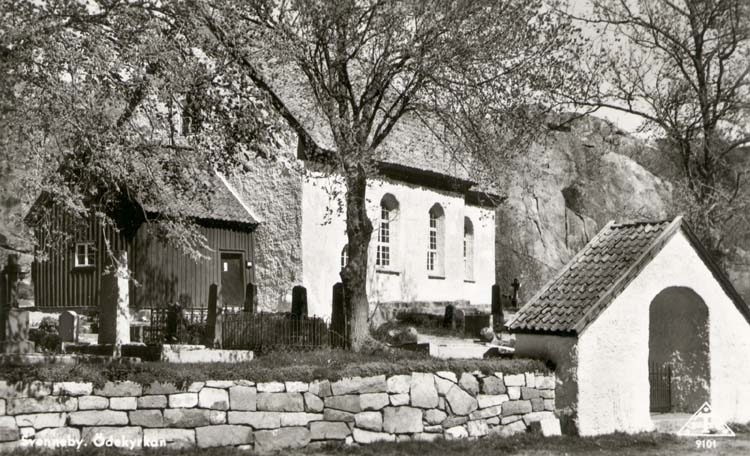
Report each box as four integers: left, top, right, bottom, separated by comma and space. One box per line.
31, 204, 255, 311
134, 223, 255, 309
32, 206, 134, 309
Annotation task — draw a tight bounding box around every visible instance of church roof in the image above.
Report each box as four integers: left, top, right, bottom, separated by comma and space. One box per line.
256, 60, 480, 190
506, 216, 750, 335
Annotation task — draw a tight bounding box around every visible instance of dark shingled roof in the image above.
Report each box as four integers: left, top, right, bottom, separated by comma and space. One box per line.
507, 216, 750, 335
142, 172, 258, 226
256, 59, 476, 185
25, 172, 258, 228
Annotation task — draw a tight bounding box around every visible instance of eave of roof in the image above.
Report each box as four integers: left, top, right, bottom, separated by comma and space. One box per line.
253, 58, 488, 191
25, 171, 259, 229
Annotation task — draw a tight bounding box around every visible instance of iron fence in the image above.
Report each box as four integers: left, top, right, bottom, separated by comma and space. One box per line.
222, 312, 348, 351
142, 306, 241, 344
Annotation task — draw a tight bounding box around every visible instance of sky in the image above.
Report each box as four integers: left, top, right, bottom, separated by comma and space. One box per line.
566, 0, 649, 135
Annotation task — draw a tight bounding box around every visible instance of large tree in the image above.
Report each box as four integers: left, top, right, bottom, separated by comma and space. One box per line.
566, 0, 750, 257
1, 0, 281, 259
3, 0, 585, 351
196, 0, 586, 350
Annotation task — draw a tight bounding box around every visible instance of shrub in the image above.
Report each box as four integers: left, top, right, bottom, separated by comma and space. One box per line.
372, 321, 418, 345
28, 316, 61, 353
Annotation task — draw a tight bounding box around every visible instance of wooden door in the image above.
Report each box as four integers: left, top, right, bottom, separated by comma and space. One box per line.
220, 252, 244, 309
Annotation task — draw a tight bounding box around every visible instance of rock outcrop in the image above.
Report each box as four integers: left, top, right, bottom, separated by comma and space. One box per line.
496, 116, 674, 302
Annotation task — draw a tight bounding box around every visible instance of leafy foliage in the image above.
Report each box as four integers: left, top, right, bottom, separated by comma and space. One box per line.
194, 0, 589, 349
1, 0, 283, 261
3, 1, 589, 351
566, 0, 750, 258
28, 316, 61, 353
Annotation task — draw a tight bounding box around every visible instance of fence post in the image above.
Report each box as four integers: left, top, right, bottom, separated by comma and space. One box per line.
291, 285, 308, 319
166, 304, 179, 342
205, 284, 219, 347
259, 311, 263, 352
214, 306, 223, 350
244, 282, 258, 313
331, 283, 346, 347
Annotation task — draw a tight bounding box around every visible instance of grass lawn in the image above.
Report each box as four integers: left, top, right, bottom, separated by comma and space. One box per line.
0, 348, 548, 386
322, 432, 750, 456
12, 432, 750, 456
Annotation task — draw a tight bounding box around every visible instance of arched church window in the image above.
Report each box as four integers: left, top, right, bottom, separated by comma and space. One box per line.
377, 194, 399, 268
464, 217, 474, 280
427, 204, 445, 276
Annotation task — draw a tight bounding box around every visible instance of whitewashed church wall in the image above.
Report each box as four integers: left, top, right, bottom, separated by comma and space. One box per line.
301, 173, 495, 320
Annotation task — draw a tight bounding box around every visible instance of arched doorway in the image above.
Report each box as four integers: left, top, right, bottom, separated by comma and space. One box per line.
649, 287, 710, 413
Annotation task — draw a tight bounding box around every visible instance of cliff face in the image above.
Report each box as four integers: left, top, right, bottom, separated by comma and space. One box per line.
495, 116, 675, 302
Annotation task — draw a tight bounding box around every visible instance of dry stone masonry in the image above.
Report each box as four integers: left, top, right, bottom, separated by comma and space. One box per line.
0, 371, 558, 452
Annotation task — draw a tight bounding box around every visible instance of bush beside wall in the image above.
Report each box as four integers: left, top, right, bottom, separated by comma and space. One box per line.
0, 371, 556, 452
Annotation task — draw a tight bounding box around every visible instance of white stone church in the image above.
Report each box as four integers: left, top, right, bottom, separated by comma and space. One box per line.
229, 73, 497, 320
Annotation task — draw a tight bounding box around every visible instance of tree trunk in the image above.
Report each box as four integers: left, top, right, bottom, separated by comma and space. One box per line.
340, 166, 373, 352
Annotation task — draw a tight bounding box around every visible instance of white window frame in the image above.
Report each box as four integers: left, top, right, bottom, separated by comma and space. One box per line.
464, 217, 475, 281
74, 242, 96, 268
376, 195, 399, 269
427, 204, 445, 276
377, 206, 391, 267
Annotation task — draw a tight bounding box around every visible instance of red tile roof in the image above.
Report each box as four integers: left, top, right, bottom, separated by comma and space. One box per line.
507, 216, 750, 334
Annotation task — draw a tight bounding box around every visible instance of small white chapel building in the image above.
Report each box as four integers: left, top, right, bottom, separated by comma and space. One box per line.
508, 216, 750, 436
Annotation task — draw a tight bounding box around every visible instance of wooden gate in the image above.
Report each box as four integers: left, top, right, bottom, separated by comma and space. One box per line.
649, 362, 672, 412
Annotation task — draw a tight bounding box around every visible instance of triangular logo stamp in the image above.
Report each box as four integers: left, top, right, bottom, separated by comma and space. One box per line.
677, 402, 735, 437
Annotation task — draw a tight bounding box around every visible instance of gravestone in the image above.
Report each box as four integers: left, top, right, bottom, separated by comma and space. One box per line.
98, 250, 131, 347
331, 283, 346, 347
511, 278, 521, 308
291, 285, 308, 318
205, 283, 221, 347
59, 310, 79, 343
166, 303, 180, 342
491, 284, 504, 330
464, 314, 491, 339
244, 282, 258, 313
443, 304, 455, 329
454, 308, 465, 332
0, 255, 35, 354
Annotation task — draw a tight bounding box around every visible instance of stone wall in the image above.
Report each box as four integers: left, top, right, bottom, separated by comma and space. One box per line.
302, 172, 496, 320
0, 371, 557, 452
229, 135, 304, 313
